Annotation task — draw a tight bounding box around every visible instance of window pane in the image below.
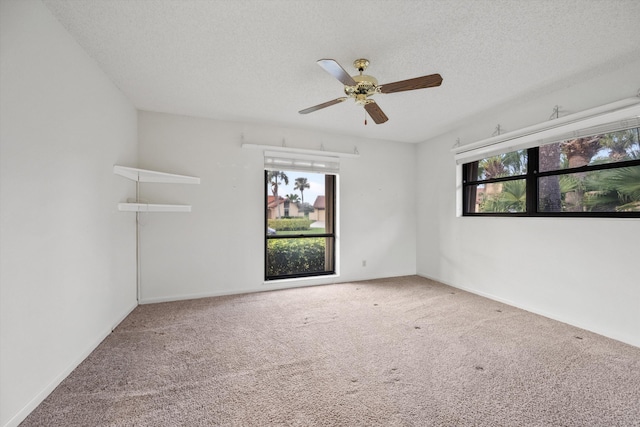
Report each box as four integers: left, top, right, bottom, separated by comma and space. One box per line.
467, 150, 527, 181
538, 165, 640, 212
539, 128, 640, 172
266, 171, 328, 236
265, 171, 336, 280
466, 180, 527, 213
266, 237, 334, 277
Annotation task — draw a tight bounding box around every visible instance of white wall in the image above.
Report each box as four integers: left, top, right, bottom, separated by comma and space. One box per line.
417, 59, 640, 348
137, 111, 417, 302
0, 2, 138, 426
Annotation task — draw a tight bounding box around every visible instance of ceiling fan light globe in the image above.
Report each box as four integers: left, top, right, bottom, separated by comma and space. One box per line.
344, 85, 356, 96
355, 94, 368, 105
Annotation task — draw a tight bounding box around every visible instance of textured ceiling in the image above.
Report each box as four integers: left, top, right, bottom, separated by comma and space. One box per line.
42, 0, 640, 143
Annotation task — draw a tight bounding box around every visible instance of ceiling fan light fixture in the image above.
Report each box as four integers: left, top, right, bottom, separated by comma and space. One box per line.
355, 94, 368, 105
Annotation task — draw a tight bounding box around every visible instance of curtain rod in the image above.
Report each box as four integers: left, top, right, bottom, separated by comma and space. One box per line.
242, 143, 360, 158
452, 97, 640, 157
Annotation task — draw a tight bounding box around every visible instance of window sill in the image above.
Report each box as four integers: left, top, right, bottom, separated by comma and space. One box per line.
263, 274, 340, 287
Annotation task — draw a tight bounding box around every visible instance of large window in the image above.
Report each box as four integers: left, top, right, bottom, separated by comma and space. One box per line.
265, 170, 336, 280
463, 127, 640, 216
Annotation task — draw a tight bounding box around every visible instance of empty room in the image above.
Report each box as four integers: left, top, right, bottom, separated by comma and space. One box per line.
1, 0, 639, 426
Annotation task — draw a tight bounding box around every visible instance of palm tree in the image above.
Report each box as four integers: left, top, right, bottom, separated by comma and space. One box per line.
286, 194, 300, 203
598, 128, 639, 162
561, 136, 602, 168
294, 177, 310, 203
267, 170, 289, 218
583, 166, 640, 212
547, 129, 639, 212
560, 135, 602, 211
478, 156, 506, 179
502, 150, 527, 175
538, 144, 562, 212
480, 179, 526, 212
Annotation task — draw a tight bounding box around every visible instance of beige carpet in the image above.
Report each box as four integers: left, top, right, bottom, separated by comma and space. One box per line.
21, 276, 640, 426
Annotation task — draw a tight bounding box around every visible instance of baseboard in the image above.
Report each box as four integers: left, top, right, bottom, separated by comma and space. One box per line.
109, 301, 138, 331
139, 277, 343, 304
416, 273, 639, 349
138, 273, 416, 305
3, 301, 138, 427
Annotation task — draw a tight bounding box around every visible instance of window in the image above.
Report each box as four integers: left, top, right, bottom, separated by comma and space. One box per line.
463, 127, 640, 216
265, 170, 336, 280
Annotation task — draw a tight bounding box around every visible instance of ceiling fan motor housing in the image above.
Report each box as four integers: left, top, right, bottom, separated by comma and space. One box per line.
344, 75, 380, 104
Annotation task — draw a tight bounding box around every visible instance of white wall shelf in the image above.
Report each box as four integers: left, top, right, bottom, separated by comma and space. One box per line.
118, 203, 192, 213
114, 165, 200, 303
113, 165, 200, 184
114, 165, 200, 213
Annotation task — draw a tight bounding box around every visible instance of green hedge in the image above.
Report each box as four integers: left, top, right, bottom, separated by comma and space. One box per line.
268, 218, 314, 231
266, 238, 325, 277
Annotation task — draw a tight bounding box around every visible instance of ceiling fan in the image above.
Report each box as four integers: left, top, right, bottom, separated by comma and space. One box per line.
299, 58, 443, 124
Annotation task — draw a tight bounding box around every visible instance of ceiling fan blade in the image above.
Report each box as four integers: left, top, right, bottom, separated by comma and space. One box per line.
317, 59, 357, 86
364, 101, 389, 124
379, 73, 443, 94
299, 97, 348, 114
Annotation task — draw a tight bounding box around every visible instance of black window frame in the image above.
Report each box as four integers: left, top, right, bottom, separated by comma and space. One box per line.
463, 142, 640, 218
264, 171, 337, 280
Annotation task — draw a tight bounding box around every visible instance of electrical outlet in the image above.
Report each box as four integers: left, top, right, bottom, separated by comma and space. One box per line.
362, 260, 366, 267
